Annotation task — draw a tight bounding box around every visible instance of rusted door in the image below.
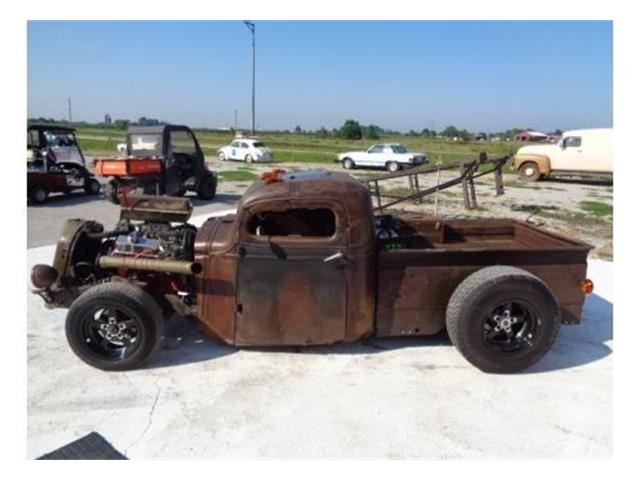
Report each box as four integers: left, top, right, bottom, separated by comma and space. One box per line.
235, 205, 347, 346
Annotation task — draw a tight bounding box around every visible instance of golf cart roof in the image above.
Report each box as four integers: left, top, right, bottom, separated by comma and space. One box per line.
28, 124, 77, 134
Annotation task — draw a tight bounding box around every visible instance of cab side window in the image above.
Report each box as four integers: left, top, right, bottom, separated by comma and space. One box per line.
170, 130, 197, 155
248, 208, 336, 238
563, 136, 582, 148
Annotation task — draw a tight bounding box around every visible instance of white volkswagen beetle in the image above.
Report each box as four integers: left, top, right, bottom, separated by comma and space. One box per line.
218, 138, 274, 163
336, 144, 428, 172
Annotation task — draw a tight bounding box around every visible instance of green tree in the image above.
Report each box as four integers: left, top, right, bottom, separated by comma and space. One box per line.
338, 119, 362, 140
294, 125, 303, 134
364, 125, 379, 140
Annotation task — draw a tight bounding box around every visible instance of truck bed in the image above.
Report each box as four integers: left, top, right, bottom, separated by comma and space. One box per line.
375, 216, 591, 338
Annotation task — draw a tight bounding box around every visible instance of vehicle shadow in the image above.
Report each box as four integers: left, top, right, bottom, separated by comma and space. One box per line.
27, 192, 108, 208
143, 293, 612, 373
539, 176, 613, 187
144, 315, 236, 369
188, 193, 242, 207
527, 293, 612, 373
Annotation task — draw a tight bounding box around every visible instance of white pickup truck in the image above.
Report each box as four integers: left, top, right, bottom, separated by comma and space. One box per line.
336, 144, 428, 172
513, 128, 612, 181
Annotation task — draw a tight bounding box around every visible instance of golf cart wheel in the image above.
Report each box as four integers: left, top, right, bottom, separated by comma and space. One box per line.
386, 161, 400, 173
104, 180, 120, 204
197, 175, 217, 200
29, 185, 49, 204
85, 178, 101, 195
245, 154, 254, 163
518, 162, 541, 182
218, 152, 226, 161
342, 158, 355, 170
65, 282, 163, 371
445, 266, 560, 374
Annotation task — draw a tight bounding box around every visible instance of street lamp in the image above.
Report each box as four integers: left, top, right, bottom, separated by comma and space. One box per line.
244, 21, 256, 136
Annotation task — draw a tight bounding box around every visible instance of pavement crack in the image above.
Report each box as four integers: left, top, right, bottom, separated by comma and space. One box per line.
125, 381, 162, 456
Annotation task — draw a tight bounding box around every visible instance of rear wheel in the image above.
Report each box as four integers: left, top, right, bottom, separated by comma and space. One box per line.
85, 178, 101, 195
29, 185, 49, 204
104, 180, 120, 204
218, 152, 226, 161
342, 158, 355, 170
197, 174, 217, 200
518, 162, 541, 182
245, 154, 254, 163
445, 266, 560, 373
386, 161, 400, 173
65, 282, 163, 371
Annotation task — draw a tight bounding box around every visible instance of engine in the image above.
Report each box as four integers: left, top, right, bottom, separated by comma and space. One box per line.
111, 222, 196, 261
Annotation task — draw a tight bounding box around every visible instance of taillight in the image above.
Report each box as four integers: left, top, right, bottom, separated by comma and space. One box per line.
581, 279, 594, 294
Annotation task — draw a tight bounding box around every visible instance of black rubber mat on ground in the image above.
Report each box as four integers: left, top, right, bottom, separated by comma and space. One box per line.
37, 432, 127, 460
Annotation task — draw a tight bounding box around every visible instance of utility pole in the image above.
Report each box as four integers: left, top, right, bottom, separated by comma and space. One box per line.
244, 21, 255, 136
68, 97, 72, 123
235, 109, 238, 130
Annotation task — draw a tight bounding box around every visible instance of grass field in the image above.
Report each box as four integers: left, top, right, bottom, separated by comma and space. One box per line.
74, 127, 518, 166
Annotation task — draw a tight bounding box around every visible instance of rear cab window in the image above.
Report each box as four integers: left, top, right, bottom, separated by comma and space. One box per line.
247, 208, 336, 238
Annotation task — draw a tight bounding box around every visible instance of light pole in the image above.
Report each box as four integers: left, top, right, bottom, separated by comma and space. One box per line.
244, 21, 255, 136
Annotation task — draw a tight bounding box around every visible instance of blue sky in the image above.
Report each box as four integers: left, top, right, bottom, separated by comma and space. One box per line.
27, 21, 612, 133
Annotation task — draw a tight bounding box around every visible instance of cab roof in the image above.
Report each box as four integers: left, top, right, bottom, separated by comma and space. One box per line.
238, 169, 373, 225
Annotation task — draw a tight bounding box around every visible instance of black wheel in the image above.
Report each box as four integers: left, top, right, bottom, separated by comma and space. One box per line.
245, 154, 254, 163
386, 161, 400, 173
65, 282, 163, 371
29, 185, 49, 204
85, 178, 101, 195
445, 266, 560, 373
342, 158, 355, 170
197, 174, 217, 200
518, 162, 541, 182
104, 180, 120, 204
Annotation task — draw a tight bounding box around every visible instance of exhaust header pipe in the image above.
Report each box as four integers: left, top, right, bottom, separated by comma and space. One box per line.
98, 255, 203, 275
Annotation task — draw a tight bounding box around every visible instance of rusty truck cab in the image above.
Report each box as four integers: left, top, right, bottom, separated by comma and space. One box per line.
193, 170, 376, 346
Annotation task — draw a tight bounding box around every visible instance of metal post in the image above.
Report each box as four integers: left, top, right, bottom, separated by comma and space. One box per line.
68, 97, 72, 123
244, 21, 256, 136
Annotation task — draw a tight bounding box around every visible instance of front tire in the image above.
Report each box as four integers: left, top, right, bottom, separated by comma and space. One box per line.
197, 174, 217, 200
29, 185, 49, 204
65, 282, 164, 371
386, 161, 400, 173
445, 266, 560, 373
518, 162, 541, 182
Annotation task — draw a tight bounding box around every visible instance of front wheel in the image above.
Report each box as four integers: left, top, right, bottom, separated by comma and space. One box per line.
65, 282, 164, 371
29, 185, 49, 204
518, 162, 541, 182
386, 161, 400, 173
104, 180, 120, 204
445, 266, 560, 373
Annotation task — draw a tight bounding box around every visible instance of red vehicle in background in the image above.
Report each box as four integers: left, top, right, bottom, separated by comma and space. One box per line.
27, 125, 101, 204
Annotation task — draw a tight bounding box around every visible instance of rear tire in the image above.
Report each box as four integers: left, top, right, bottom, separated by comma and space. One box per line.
85, 178, 101, 195
245, 154, 254, 163
218, 152, 226, 161
104, 180, 120, 204
342, 158, 355, 170
65, 282, 164, 371
29, 185, 49, 204
445, 266, 560, 373
518, 162, 541, 182
197, 174, 217, 200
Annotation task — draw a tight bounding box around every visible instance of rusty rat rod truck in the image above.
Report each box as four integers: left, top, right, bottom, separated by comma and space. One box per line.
31, 169, 593, 373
